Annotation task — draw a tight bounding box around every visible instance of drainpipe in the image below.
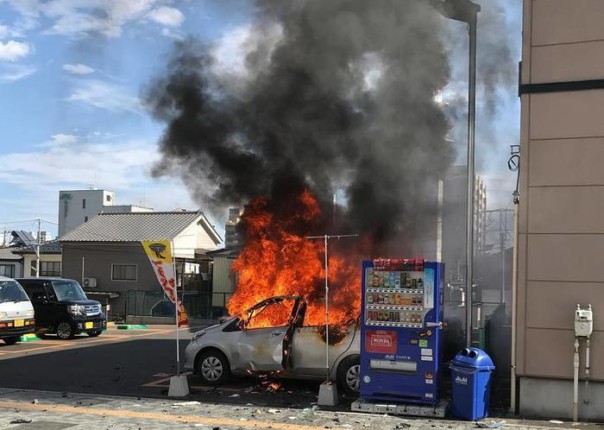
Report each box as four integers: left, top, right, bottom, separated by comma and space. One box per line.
510, 197, 519, 413
584, 336, 591, 405
573, 336, 580, 422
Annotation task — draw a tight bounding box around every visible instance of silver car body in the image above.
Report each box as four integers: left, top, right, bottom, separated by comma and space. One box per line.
184, 296, 360, 384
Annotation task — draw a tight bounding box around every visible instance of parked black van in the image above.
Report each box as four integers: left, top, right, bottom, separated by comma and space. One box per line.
16, 277, 106, 339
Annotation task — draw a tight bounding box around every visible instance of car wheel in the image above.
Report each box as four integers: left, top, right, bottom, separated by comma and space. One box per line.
196, 350, 230, 385
56, 321, 74, 340
337, 355, 360, 397
2, 336, 19, 345
87, 330, 102, 337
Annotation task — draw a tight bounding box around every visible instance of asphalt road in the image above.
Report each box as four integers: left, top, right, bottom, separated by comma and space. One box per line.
0, 325, 343, 410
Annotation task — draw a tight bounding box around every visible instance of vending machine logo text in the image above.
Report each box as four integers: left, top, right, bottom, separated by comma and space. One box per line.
365, 330, 397, 354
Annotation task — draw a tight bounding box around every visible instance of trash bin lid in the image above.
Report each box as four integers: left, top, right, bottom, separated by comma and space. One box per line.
451, 347, 495, 370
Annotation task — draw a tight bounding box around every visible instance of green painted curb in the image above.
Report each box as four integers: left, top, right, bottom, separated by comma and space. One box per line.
115, 324, 149, 330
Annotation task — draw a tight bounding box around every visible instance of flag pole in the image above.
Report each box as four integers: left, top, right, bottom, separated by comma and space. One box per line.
168, 239, 188, 397
172, 240, 180, 376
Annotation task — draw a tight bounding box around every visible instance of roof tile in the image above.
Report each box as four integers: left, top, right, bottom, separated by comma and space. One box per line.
59, 211, 219, 242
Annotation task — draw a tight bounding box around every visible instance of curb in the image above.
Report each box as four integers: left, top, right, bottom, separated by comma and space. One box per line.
115, 324, 149, 330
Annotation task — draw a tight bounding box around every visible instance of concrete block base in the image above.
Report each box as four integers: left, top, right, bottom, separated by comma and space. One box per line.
168, 375, 189, 398
317, 382, 339, 406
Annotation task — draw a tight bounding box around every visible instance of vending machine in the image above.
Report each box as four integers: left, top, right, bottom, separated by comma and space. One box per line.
360, 258, 444, 405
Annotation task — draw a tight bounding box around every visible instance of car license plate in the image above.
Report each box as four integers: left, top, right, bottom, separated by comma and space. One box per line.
85, 322, 93, 329
14, 319, 24, 327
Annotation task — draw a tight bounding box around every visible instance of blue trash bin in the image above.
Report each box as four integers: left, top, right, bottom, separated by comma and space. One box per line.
449, 347, 495, 420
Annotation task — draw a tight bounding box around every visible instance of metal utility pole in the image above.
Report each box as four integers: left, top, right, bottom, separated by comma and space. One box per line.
35, 218, 41, 278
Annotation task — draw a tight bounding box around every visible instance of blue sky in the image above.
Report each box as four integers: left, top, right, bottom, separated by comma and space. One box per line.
0, 0, 521, 241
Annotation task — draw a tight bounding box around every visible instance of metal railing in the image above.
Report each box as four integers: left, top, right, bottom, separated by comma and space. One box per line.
125, 290, 232, 320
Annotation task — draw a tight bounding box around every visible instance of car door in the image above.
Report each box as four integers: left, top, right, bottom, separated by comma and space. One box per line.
22, 283, 51, 327
234, 296, 302, 372
289, 319, 359, 378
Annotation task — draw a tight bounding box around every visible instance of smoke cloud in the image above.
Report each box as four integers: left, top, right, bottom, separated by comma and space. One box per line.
145, 0, 454, 253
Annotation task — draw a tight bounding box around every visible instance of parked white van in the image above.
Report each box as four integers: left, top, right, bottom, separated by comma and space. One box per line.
0, 276, 35, 345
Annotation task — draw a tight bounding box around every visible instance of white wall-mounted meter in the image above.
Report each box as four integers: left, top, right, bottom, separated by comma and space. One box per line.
575, 304, 593, 337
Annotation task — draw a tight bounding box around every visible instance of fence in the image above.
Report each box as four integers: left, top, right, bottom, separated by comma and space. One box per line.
125, 290, 232, 320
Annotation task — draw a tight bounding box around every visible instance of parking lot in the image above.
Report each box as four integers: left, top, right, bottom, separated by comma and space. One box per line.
0, 325, 592, 430
0, 324, 333, 409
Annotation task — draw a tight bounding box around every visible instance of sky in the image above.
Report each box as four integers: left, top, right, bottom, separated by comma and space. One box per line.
0, 0, 522, 241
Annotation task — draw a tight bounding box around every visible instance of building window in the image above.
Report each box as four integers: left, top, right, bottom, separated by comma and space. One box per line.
30, 261, 61, 277
106, 195, 112, 202
84, 216, 88, 222
83, 198, 86, 209
0, 264, 15, 277
112, 264, 137, 281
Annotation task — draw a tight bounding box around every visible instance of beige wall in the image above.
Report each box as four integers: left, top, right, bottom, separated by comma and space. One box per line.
519, 0, 604, 386
22, 254, 62, 277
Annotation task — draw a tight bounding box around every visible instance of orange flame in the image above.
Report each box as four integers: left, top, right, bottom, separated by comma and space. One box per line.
227, 190, 361, 328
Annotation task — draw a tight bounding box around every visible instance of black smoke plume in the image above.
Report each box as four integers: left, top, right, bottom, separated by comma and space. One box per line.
145, 0, 453, 253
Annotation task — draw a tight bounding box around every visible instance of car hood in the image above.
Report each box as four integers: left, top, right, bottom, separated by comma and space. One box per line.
0, 300, 34, 317
62, 299, 101, 306
193, 316, 237, 338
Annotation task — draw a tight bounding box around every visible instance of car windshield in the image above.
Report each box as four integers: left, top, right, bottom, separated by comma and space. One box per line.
245, 298, 296, 329
0, 280, 30, 303
51, 280, 88, 301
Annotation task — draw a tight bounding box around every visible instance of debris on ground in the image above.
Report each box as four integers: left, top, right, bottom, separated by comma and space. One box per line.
10, 419, 32, 424
172, 401, 201, 407
296, 407, 317, 421
476, 421, 506, 428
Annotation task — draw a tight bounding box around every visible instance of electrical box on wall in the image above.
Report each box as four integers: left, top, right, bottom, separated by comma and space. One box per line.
575, 304, 593, 337
83, 277, 97, 288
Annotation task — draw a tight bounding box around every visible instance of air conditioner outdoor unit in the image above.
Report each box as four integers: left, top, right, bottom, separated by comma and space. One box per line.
83, 277, 97, 288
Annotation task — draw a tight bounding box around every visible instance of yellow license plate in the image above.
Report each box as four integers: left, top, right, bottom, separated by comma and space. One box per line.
85, 322, 93, 329
14, 319, 24, 327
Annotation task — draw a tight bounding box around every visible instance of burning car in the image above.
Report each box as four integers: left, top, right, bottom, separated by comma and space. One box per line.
184, 295, 360, 396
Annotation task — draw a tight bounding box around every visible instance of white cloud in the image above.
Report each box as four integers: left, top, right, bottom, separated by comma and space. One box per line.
0, 63, 36, 82
0, 40, 30, 61
6, 0, 177, 38
0, 137, 198, 237
66, 79, 142, 114
50, 133, 78, 145
147, 6, 184, 27
63, 63, 94, 75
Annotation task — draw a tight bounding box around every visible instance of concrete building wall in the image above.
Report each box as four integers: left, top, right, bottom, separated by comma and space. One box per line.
211, 256, 236, 307
61, 243, 159, 318
22, 254, 62, 277
518, 0, 604, 419
58, 190, 115, 238
0, 261, 22, 278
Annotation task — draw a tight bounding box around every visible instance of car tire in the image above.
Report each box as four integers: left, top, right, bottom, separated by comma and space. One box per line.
337, 355, 360, 397
196, 349, 230, 385
87, 330, 102, 337
56, 321, 74, 340
2, 336, 19, 345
